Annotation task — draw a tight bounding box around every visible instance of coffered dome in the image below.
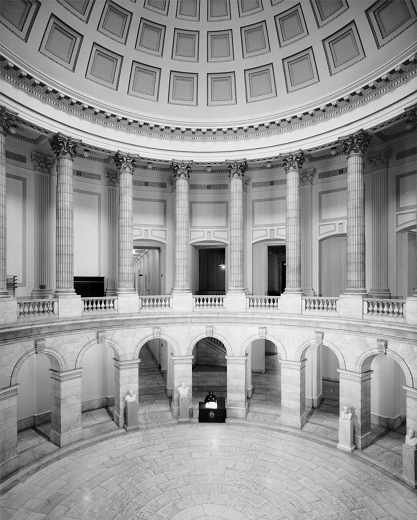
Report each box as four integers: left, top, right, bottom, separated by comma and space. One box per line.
1, 0, 416, 131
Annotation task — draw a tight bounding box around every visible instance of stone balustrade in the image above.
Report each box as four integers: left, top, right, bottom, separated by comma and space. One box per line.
363, 298, 405, 318
139, 295, 172, 309
17, 298, 57, 318
248, 295, 280, 309
303, 296, 338, 313
193, 294, 225, 308
82, 296, 118, 313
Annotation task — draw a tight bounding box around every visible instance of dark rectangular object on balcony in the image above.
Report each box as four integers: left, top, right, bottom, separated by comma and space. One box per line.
74, 276, 105, 297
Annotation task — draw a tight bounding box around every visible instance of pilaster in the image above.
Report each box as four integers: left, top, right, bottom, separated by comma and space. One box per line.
280, 359, 307, 428
0, 385, 18, 480
49, 369, 83, 447
114, 359, 140, 428
226, 355, 247, 419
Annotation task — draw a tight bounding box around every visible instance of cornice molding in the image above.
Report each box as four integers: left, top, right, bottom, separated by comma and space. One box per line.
0, 105, 17, 134
0, 54, 416, 143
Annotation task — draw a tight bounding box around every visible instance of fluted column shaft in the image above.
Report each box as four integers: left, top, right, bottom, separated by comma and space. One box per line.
228, 161, 247, 291
0, 121, 7, 296
343, 131, 369, 293
114, 153, 135, 293
283, 152, 304, 292
171, 161, 191, 292
50, 134, 77, 294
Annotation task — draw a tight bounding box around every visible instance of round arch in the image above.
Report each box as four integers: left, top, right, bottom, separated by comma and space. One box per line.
242, 334, 287, 361
75, 338, 121, 369
188, 332, 232, 357
355, 348, 414, 388
134, 333, 180, 359
10, 348, 65, 386
297, 338, 347, 371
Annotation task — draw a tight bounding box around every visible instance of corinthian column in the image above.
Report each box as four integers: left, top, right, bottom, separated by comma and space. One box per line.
278, 152, 304, 314
227, 160, 247, 292
50, 133, 81, 317
113, 152, 139, 313
0, 107, 18, 322
342, 131, 369, 294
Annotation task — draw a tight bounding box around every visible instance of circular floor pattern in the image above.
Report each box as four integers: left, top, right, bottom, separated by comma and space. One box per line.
1, 424, 416, 520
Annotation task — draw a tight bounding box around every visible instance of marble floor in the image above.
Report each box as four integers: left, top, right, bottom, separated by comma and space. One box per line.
1, 423, 416, 520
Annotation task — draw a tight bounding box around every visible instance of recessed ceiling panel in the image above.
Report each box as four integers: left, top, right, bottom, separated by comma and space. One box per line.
136, 18, 165, 56
57, 0, 94, 22
207, 0, 231, 21
245, 63, 276, 102
283, 47, 319, 92
208, 72, 236, 105
241, 21, 270, 58
0, 0, 39, 40
323, 21, 365, 74
238, 0, 264, 17
310, 0, 348, 27
172, 29, 199, 61
144, 0, 169, 16
367, 0, 417, 48
98, 1, 131, 44
169, 71, 198, 105
275, 3, 308, 46
129, 61, 160, 101
207, 30, 234, 61
86, 43, 122, 88
40, 15, 82, 70
176, 0, 199, 21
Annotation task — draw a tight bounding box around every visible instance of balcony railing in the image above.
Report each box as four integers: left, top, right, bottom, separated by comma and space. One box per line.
303, 296, 338, 313
363, 298, 405, 318
193, 294, 224, 308
248, 295, 280, 309
139, 295, 172, 309
82, 296, 118, 313
18, 298, 57, 318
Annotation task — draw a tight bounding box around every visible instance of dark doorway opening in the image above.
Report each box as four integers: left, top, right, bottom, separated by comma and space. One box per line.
198, 248, 226, 294
268, 246, 286, 296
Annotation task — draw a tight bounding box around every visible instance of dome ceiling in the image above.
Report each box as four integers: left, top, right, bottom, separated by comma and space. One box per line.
0, 0, 416, 129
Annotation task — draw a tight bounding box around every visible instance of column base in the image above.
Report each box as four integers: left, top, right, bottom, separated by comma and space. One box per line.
402, 444, 417, 488
0, 297, 17, 323
405, 296, 417, 324
279, 292, 303, 314
356, 430, 374, 450
172, 291, 193, 312
117, 292, 139, 314
55, 293, 82, 318
224, 290, 247, 312
368, 288, 391, 298
280, 409, 308, 429
31, 289, 54, 299
226, 403, 247, 419
338, 293, 364, 319
337, 442, 355, 453
49, 426, 83, 447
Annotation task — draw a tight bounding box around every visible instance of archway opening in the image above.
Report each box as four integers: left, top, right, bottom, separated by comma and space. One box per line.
81, 342, 117, 434
362, 355, 406, 475
16, 353, 56, 452
303, 344, 340, 441
192, 337, 227, 413
246, 339, 281, 419
138, 339, 172, 426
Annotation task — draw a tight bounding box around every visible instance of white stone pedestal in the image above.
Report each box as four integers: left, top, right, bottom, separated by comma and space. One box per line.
405, 296, 417, 324
117, 292, 139, 314
280, 360, 307, 428
226, 356, 247, 419
172, 291, 193, 313
224, 291, 247, 312
0, 297, 17, 323
337, 406, 355, 452
55, 293, 82, 319
114, 359, 140, 427
124, 401, 139, 431
338, 293, 364, 319
402, 442, 417, 488
279, 292, 303, 314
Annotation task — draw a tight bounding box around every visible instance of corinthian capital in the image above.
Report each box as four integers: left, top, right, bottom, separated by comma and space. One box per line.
171, 160, 192, 180
282, 151, 305, 171
228, 160, 247, 179
113, 152, 135, 174
31, 151, 54, 173
50, 133, 78, 159
0, 106, 18, 134
342, 130, 370, 156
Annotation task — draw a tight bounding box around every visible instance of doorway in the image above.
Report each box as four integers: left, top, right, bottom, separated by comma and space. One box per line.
134, 247, 161, 295
268, 246, 286, 296
198, 248, 225, 294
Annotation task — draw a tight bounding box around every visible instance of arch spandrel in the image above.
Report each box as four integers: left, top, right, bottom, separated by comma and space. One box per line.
188, 332, 233, 358
355, 348, 414, 388
134, 332, 179, 359
75, 337, 122, 369
296, 338, 347, 370
242, 334, 287, 361
10, 348, 66, 387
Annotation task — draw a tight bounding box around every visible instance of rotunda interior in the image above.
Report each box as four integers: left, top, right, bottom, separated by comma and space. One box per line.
0, 0, 416, 518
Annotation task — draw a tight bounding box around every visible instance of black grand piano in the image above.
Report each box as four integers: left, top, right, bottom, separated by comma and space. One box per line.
198, 392, 226, 423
